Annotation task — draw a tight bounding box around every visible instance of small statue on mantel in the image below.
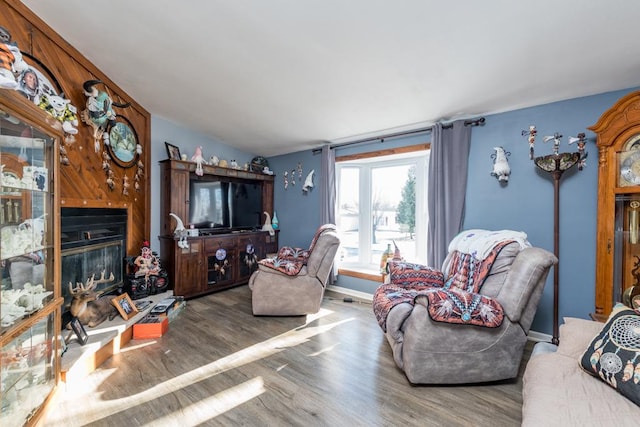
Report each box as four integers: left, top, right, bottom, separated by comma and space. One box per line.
133, 241, 161, 280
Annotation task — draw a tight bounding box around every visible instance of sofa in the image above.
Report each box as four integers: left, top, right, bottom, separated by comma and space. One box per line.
373, 229, 557, 384
522, 314, 640, 426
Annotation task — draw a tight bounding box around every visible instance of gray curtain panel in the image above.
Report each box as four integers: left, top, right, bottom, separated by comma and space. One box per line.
427, 120, 471, 268
320, 144, 337, 283
320, 144, 336, 225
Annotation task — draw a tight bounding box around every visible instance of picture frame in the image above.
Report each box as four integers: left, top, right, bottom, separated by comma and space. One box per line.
165, 142, 182, 160
112, 293, 139, 320
69, 317, 89, 345
108, 116, 139, 168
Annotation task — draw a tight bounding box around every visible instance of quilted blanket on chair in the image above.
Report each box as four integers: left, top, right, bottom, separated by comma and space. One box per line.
372, 240, 512, 332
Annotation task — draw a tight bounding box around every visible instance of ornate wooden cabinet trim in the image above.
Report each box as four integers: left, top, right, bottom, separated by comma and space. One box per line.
590, 90, 640, 318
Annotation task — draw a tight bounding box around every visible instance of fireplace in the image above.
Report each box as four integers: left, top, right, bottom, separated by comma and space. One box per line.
60, 207, 127, 311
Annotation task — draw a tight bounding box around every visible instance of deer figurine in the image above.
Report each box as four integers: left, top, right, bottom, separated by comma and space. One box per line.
68, 270, 118, 327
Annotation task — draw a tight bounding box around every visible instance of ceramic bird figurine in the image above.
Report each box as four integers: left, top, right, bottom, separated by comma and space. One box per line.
191, 145, 205, 176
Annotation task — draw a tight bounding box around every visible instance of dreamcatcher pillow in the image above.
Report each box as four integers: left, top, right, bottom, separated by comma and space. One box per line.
579, 303, 640, 407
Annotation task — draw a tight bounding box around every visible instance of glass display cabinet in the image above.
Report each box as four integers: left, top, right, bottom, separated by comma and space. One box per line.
0, 90, 62, 427
590, 90, 640, 320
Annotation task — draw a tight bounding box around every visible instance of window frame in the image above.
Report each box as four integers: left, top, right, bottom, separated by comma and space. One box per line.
336, 144, 429, 274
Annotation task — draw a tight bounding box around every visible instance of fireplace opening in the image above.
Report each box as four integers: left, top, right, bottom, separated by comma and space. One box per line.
61, 207, 127, 312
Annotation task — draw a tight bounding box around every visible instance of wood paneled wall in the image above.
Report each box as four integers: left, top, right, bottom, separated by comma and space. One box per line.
2, 0, 151, 254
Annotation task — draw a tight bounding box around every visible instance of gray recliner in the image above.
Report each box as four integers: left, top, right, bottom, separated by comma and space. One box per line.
375, 236, 557, 384
248, 224, 340, 316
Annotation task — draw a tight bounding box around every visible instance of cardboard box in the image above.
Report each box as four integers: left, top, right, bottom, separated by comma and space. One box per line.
133, 316, 168, 339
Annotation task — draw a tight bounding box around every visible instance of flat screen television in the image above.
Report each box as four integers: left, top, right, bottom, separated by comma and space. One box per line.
189, 178, 263, 231
229, 182, 263, 229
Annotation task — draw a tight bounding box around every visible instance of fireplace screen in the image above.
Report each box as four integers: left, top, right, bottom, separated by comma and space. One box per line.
60, 207, 127, 311
61, 241, 123, 310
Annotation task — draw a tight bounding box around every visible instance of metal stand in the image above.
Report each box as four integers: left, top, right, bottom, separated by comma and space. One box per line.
533, 151, 580, 344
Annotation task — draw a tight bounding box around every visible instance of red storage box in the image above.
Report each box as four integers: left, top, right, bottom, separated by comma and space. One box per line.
133, 316, 168, 339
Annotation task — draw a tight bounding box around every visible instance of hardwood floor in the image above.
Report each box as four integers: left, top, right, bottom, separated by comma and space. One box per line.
45, 285, 532, 427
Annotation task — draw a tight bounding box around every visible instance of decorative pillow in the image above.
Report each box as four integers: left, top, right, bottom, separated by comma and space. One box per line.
426, 287, 504, 328
579, 304, 640, 407
556, 317, 604, 358
387, 260, 444, 288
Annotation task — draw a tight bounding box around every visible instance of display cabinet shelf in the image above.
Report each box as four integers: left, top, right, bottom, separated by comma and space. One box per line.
0, 90, 61, 427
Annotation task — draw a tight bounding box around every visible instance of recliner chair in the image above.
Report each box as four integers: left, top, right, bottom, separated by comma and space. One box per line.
373, 229, 557, 384
248, 224, 340, 316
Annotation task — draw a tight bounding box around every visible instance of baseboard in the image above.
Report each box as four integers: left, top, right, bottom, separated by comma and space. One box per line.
527, 330, 552, 343
326, 285, 373, 302
327, 285, 553, 341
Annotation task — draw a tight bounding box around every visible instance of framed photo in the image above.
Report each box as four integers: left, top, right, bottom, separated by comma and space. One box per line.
112, 293, 139, 320
108, 116, 139, 168
69, 317, 89, 345
165, 142, 181, 160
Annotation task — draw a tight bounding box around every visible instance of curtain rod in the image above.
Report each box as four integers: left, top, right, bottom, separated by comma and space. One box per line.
312, 117, 485, 154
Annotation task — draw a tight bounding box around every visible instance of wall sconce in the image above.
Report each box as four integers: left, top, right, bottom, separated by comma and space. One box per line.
490, 146, 511, 183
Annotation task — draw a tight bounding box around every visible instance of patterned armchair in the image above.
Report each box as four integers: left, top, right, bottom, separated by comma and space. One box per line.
373, 229, 557, 384
248, 224, 340, 315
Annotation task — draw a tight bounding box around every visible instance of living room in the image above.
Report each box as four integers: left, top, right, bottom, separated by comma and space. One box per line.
1, 1, 640, 425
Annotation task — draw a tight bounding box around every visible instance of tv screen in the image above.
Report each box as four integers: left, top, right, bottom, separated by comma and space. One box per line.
189, 180, 229, 228
230, 182, 263, 229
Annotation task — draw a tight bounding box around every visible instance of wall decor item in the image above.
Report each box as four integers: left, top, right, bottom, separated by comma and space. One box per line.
111, 292, 138, 320
302, 169, 315, 193
297, 162, 303, 180
108, 116, 139, 168
522, 125, 538, 160
165, 141, 181, 160
490, 146, 511, 183
284, 170, 289, 189
0, 25, 28, 89
81, 80, 131, 152
291, 168, 296, 186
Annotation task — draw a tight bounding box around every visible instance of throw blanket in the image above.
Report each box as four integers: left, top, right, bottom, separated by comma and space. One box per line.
257, 224, 336, 276
373, 241, 513, 331
448, 229, 530, 260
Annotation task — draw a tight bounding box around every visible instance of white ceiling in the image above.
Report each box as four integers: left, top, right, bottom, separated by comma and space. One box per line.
21, 0, 640, 157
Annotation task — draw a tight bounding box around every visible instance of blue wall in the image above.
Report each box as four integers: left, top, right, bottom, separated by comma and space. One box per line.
149, 116, 256, 253
267, 87, 639, 335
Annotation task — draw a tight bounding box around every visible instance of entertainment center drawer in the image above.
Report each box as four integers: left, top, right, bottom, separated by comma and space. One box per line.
205, 235, 236, 252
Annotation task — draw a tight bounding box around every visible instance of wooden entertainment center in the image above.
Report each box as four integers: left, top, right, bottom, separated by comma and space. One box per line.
159, 160, 278, 298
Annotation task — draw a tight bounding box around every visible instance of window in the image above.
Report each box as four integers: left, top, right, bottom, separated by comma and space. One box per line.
336, 149, 428, 272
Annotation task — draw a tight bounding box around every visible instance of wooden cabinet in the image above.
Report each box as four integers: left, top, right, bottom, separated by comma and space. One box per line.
590, 90, 640, 319
159, 231, 278, 298
0, 90, 62, 427
159, 159, 277, 298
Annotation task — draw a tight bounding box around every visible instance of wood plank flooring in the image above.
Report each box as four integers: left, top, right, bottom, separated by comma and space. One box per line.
44, 285, 532, 427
